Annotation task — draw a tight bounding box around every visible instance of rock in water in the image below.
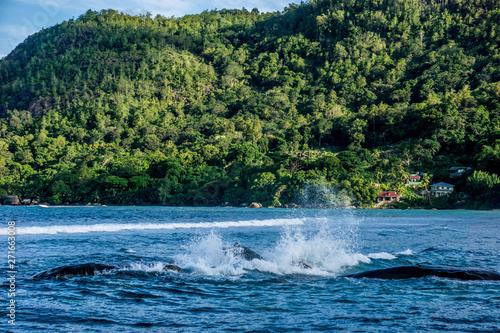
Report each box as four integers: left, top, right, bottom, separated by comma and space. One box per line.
4, 195, 21, 205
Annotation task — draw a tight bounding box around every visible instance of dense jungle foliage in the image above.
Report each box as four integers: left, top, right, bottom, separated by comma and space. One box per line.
1, 0, 499, 208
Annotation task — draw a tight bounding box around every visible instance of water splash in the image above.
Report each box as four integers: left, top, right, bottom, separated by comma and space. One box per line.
168, 184, 364, 277
174, 211, 369, 277
175, 232, 247, 276
264, 214, 368, 275
297, 181, 352, 208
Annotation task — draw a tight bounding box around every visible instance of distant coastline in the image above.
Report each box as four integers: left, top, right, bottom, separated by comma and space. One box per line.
1, 202, 497, 211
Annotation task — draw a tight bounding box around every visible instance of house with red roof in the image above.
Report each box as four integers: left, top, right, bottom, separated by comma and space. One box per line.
408, 174, 421, 187
376, 191, 401, 204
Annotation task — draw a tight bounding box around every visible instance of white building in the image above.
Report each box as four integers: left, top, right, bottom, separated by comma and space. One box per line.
429, 182, 455, 197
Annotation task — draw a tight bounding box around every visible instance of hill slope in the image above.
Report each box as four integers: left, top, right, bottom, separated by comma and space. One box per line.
1, 0, 499, 208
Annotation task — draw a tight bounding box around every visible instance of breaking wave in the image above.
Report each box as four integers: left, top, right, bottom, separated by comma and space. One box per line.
6, 218, 305, 235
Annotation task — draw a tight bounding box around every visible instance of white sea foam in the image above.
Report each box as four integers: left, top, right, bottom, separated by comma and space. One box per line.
396, 249, 414, 255
367, 249, 414, 259
126, 262, 171, 273
367, 252, 397, 260
120, 248, 137, 254
6, 219, 305, 235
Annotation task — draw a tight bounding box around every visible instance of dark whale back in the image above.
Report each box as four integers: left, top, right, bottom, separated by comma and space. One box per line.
33, 263, 117, 279
33, 262, 182, 279
345, 265, 500, 281
229, 242, 264, 261
419, 265, 500, 280
164, 264, 182, 272
229, 243, 312, 268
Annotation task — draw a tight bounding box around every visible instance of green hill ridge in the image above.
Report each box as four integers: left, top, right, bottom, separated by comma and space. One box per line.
1, 0, 499, 208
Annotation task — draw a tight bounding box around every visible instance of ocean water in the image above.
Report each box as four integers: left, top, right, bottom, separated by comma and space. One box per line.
1, 206, 499, 332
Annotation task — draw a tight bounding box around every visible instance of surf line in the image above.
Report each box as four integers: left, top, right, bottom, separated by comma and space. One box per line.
6, 219, 305, 235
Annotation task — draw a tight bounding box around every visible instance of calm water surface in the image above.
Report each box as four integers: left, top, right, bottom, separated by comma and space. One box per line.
1, 207, 499, 332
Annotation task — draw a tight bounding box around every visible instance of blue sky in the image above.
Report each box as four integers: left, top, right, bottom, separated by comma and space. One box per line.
0, 0, 292, 59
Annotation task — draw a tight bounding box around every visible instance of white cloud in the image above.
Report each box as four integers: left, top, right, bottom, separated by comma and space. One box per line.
0, 25, 37, 55
12, 0, 82, 16
0, 24, 38, 38
12, 0, 76, 8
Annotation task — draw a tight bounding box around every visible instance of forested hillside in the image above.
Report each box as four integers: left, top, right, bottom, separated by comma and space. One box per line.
1, 0, 499, 208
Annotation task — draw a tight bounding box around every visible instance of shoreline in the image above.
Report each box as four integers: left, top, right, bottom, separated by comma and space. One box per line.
0, 203, 497, 211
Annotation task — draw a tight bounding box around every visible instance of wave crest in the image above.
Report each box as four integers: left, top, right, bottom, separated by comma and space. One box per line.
7, 218, 305, 235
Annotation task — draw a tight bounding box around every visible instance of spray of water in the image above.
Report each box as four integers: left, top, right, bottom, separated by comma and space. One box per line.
266, 218, 369, 275
278, 182, 363, 270
172, 184, 371, 277
173, 217, 369, 277
297, 181, 352, 208
175, 231, 247, 276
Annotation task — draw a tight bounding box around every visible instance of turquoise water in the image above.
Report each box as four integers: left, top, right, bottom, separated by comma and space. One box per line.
1, 207, 499, 332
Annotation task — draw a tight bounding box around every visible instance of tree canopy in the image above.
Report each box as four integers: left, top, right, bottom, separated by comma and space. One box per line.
1, 0, 499, 208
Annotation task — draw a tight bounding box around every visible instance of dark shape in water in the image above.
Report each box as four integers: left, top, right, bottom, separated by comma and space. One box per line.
292, 261, 312, 269
33, 262, 182, 279
33, 263, 117, 279
421, 247, 438, 252
227, 243, 312, 268
34, 242, 260, 280
227, 242, 264, 261
164, 264, 182, 272
345, 265, 500, 281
